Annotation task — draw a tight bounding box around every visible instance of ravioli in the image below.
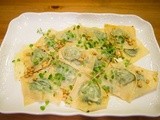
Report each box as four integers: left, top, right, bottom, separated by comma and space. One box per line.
122, 39, 149, 63
104, 24, 149, 63
13, 24, 158, 112
99, 63, 158, 102
13, 45, 52, 80
69, 73, 109, 112
129, 65, 158, 100
59, 43, 97, 74
21, 66, 63, 105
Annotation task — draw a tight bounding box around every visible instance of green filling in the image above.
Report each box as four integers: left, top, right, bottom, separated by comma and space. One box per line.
113, 68, 135, 85
30, 79, 52, 92
62, 46, 81, 61
124, 49, 138, 57
111, 28, 129, 44
76, 30, 107, 49
79, 81, 101, 104
45, 36, 55, 47
94, 30, 107, 41
93, 59, 106, 74
31, 49, 48, 65
102, 85, 110, 92
101, 43, 116, 61
55, 62, 77, 83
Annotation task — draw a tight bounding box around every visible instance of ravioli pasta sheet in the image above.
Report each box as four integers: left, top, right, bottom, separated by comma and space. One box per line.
13, 24, 158, 112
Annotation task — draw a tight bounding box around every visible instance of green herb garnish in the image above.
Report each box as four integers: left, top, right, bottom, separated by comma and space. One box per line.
40, 100, 50, 111
69, 85, 73, 90
40, 106, 45, 111
37, 28, 44, 35
102, 85, 110, 92
12, 60, 15, 63
48, 74, 53, 80
63, 30, 76, 41
53, 73, 65, 86
29, 44, 33, 48
124, 59, 131, 67
77, 25, 80, 29
39, 73, 44, 79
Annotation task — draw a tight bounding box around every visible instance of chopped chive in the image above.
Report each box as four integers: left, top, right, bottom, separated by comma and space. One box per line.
69, 85, 73, 90
17, 58, 21, 62
37, 28, 44, 35
104, 74, 108, 80
40, 106, 45, 111
33, 61, 39, 65
53, 92, 56, 97
77, 25, 80, 29
78, 40, 82, 44
47, 29, 51, 33
39, 73, 44, 79
49, 52, 55, 56
78, 73, 81, 77
124, 59, 131, 67
82, 34, 85, 37
111, 74, 114, 79
29, 44, 33, 48
45, 100, 50, 106
40, 101, 50, 111
12, 60, 15, 63
48, 74, 53, 80
73, 26, 76, 30
102, 85, 110, 92
87, 110, 90, 113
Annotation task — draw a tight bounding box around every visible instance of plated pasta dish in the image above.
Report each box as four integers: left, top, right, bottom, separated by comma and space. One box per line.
12, 24, 158, 112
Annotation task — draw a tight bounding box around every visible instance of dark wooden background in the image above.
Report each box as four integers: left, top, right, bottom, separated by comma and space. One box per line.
0, 0, 160, 120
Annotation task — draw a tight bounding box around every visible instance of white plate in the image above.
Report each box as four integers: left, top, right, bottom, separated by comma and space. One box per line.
0, 12, 160, 117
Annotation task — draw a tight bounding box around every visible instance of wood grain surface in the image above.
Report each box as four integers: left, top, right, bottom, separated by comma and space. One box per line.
0, 0, 160, 120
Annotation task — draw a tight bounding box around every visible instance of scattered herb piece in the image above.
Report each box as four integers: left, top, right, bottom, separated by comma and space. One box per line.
48, 74, 53, 80
45, 100, 50, 106
29, 44, 33, 48
39, 73, 44, 79
69, 85, 73, 90
12, 60, 15, 63
124, 59, 131, 67
17, 58, 20, 62
77, 25, 80, 29
53, 73, 65, 86
102, 85, 110, 92
37, 28, 44, 35
40, 100, 50, 111
40, 105, 45, 111
78, 73, 82, 77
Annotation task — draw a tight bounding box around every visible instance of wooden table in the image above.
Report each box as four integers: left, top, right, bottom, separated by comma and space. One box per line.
0, 0, 160, 120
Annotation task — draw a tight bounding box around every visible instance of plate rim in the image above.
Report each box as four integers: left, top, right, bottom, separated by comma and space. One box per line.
0, 12, 160, 117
